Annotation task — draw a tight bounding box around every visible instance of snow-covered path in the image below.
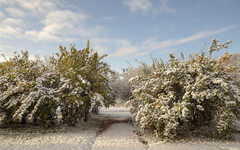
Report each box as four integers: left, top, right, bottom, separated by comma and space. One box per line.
91, 106, 147, 150
92, 123, 146, 150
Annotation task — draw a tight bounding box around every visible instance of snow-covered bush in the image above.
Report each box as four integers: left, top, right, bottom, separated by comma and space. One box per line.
218, 53, 240, 88
56, 41, 115, 126
128, 39, 240, 140
0, 51, 59, 127
0, 41, 115, 127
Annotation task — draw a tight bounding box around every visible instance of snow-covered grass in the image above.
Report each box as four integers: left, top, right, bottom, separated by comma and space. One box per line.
0, 130, 96, 150
0, 106, 240, 150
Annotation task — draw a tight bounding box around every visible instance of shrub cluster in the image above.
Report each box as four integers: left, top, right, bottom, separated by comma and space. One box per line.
128, 39, 240, 140
0, 41, 115, 127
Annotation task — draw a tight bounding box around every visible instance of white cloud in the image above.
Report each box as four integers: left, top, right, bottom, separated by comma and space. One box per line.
142, 25, 237, 51
0, 25, 22, 38
92, 45, 108, 55
92, 38, 140, 58
0, 18, 24, 39
25, 9, 97, 42
142, 38, 172, 50
1, 0, 57, 16
38, 31, 62, 42
109, 46, 138, 57
0, 10, 4, 18
123, 0, 176, 15
44, 10, 88, 26
154, 0, 177, 15
0, 0, 8, 5
43, 10, 89, 35
16, 0, 56, 16
25, 30, 38, 39
2, 18, 23, 25
25, 29, 61, 42
5, 7, 26, 17
123, 0, 152, 12
0, 0, 102, 43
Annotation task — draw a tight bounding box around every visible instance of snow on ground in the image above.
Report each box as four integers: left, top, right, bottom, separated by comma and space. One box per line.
97, 106, 133, 120
0, 130, 96, 150
0, 106, 145, 150
0, 105, 240, 150
92, 123, 146, 150
91, 106, 146, 150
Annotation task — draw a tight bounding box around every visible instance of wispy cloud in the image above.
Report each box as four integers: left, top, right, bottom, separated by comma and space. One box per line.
5, 7, 26, 17
109, 45, 138, 57
2, 18, 23, 26
123, 0, 176, 14
0, 16, 24, 39
0, 10, 4, 18
123, 0, 152, 12
17, 0, 56, 16
91, 38, 140, 58
0, 0, 8, 5
0, 25, 22, 38
91, 25, 237, 58
2, 0, 57, 17
153, 0, 177, 15
142, 25, 237, 51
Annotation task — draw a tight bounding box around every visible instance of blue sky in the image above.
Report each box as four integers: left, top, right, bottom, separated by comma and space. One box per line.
0, 0, 239, 72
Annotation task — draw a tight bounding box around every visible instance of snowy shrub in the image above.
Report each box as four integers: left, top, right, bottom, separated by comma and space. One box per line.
0, 41, 115, 127
128, 39, 240, 140
218, 53, 240, 88
28, 72, 60, 127
56, 41, 115, 126
0, 51, 59, 127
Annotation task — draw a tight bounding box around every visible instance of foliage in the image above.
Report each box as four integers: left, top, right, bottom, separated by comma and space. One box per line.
113, 62, 152, 101
0, 41, 115, 127
0, 51, 59, 127
54, 40, 115, 125
128, 39, 240, 140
